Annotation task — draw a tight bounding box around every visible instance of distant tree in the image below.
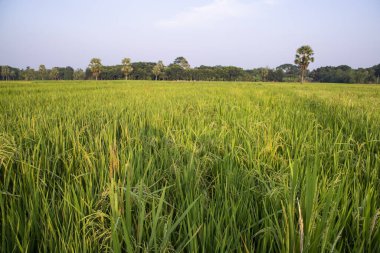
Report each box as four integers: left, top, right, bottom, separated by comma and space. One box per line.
121, 58, 133, 80
100, 65, 124, 80
50, 67, 59, 80
276, 64, 298, 75
20, 69, 26, 80
10, 70, 16, 80
1, 66, 10, 81
130, 62, 156, 80
336, 65, 351, 72
354, 68, 370, 84
24, 67, 35, 80
173, 57, 190, 70
73, 69, 85, 80
225, 66, 245, 81
310, 66, 355, 83
295, 45, 314, 83
170, 57, 191, 80
64, 66, 74, 80
2, 57, 378, 83
371, 64, 380, 83
89, 58, 102, 80
165, 64, 185, 80
39, 64, 47, 80
268, 68, 284, 82
260, 67, 269, 82
193, 66, 217, 81
276, 64, 299, 82
152, 60, 165, 80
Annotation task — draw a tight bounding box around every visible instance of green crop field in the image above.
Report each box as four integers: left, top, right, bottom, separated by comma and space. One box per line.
1, 81, 380, 252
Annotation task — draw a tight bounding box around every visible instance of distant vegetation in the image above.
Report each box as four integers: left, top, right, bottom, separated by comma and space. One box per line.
294, 45, 314, 83
1, 48, 379, 84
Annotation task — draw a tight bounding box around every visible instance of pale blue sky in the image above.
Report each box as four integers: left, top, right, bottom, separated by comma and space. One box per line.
0, 0, 379, 69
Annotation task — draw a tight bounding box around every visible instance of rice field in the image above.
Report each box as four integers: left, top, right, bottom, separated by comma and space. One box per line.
1, 80, 380, 252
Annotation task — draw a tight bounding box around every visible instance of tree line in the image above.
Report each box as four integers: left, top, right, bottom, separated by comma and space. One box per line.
1, 49, 379, 83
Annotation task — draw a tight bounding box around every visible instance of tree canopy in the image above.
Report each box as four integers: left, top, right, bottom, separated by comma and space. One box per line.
1, 66, 10, 81
121, 58, 133, 80
89, 58, 102, 80
295, 45, 314, 83
1, 55, 379, 84
152, 61, 165, 80
173, 57, 190, 70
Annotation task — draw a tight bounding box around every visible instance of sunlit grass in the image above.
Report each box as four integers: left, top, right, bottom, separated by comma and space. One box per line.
1, 80, 380, 252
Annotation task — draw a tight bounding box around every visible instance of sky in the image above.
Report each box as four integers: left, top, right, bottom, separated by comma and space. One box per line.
0, 0, 379, 70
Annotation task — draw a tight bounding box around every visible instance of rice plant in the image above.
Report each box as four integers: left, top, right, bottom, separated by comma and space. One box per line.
1, 81, 379, 252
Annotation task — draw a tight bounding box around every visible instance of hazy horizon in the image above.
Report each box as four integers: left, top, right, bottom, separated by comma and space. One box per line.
1, 0, 379, 70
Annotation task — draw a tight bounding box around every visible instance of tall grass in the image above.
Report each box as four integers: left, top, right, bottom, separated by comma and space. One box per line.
1, 81, 379, 252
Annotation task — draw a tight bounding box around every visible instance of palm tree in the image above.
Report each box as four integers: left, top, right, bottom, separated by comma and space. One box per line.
295, 45, 314, 83
89, 58, 102, 80
121, 58, 133, 80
